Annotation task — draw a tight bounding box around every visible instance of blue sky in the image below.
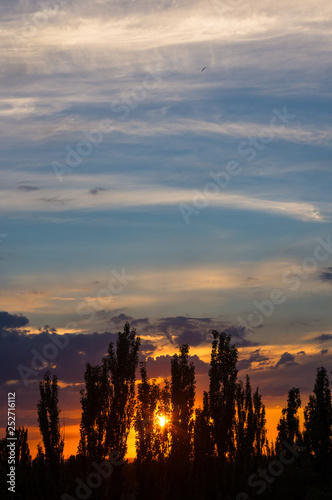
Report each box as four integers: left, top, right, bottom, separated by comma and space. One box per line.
0, 0, 332, 454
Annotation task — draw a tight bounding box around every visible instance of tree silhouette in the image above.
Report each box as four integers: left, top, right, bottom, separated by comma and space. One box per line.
135, 362, 160, 463
235, 375, 255, 462
78, 361, 111, 462
170, 344, 196, 460
15, 427, 31, 466
167, 344, 196, 499
37, 371, 64, 499
134, 364, 172, 500
275, 387, 301, 453
8, 322, 332, 500
208, 330, 238, 460
157, 379, 172, 461
104, 322, 141, 458
194, 391, 214, 462
304, 367, 332, 466
37, 371, 64, 467
252, 386, 267, 457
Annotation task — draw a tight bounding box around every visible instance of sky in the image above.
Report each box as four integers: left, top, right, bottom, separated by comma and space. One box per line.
0, 0, 331, 458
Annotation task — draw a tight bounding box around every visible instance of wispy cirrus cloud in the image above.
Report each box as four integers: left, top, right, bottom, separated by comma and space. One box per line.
0, 175, 328, 222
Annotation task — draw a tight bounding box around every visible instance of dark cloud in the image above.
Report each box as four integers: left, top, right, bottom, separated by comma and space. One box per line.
107, 314, 151, 332
89, 187, 107, 195
154, 316, 258, 347
0, 327, 118, 386
0, 380, 84, 423
189, 355, 210, 374
258, 384, 300, 398
176, 329, 203, 347
0, 311, 259, 393
319, 267, 332, 283
140, 341, 157, 355
97, 314, 257, 348
156, 316, 208, 344
37, 325, 57, 333
249, 351, 332, 403
223, 325, 259, 348
275, 352, 298, 369
321, 349, 328, 355
102, 313, 149, 329
17, 185, 40, 191
0, 311, 258, 395
0, 311, 29, 331
145, 355, 173, 378
312, 333, 332, 343
237, 349, 271, 372
131, 317, 150, 328
110, 313, 133, 325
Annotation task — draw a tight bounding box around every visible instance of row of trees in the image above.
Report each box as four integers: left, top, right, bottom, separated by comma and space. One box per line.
1, 323, 332, 499
77, 327, 268, 467
275, 367, 332, 468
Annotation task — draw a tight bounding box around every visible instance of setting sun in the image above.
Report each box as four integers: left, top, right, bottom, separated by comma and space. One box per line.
156, 414, 168, 427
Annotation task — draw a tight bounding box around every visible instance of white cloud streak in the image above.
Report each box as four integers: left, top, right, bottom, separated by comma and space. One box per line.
0, 172, 329, 222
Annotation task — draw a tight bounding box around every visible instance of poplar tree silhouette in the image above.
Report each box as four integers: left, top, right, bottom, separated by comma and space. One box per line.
0, 427, 31, 467
37, 371, 64, 499
194, 391, 214, 462
252, 387, 267, 457
78, 361, 110, 462
192, 390, 216, 500
304, 367, 332, 466
37, 371, 64, 467
104, 322, 141, 458
135, 364, 172, 500
78, 323, 140, 462
135, 363, 160, 464
167, 344, 196, 500
275, 387, 301, 453
235, 375, 255, 462
208, 331, 238, 460
135, 366, 171, 464
170, 344, 196, 460
13, 322, 332, 500
16, 427, 31, 466
157, 379, 172, 461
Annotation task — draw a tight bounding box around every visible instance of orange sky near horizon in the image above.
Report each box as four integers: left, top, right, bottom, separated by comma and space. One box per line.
0, 339, 311, 461
16, 407, 305, 461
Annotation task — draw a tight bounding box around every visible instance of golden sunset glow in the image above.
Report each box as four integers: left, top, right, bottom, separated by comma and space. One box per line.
1, 0, 331, 497
156, 414, 168, 428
